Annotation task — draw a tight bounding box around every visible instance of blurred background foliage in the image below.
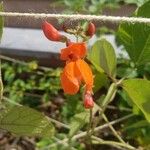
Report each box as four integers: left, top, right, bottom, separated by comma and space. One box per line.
56, 0, 121, 14
53, 0, 149, 14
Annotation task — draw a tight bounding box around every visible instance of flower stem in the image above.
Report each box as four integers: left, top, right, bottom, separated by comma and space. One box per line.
101, 82, 117, 109
86, 108, 93, 150
47, 114, 135, 149
102, 114, 126, 144
92, 136, 136, 150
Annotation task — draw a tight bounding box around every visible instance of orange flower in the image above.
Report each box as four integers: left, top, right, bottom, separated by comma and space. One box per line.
60, 42, 87, 61
42, 21, 95, 109
60, 43, 94, 96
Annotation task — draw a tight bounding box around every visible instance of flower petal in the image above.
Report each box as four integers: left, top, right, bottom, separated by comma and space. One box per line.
60, 43, 87, 61
60, 61, 80, 94
75, 59, 93, 92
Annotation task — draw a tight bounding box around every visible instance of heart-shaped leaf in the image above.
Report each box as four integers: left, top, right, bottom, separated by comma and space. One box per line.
88, 39, 116, 77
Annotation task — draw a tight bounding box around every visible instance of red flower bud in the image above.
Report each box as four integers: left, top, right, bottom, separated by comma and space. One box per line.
42, 21, 66, 42
86, 22, 96, 37
84, 92, 94, 109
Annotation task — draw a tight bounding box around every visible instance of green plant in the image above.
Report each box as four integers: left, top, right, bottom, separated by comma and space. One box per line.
0, 1, 150, 150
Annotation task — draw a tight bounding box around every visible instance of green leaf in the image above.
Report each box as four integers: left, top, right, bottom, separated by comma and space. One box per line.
122, 79, 150, 122
69, 111, 89, 137
136, 0, 150, 17
68, 105, 99, 137
0, 103, 55, 137
93, 71, 108, 93
88, 39, 116, 77
118, 1, 150, 65
0, 2, 4, 41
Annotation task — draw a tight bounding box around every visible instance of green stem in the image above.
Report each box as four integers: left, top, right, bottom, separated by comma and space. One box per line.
101, 83, 117, 109
86, 108, 93, 150
0, 55, 51, 72
88, 83, 118, 141
89, 108, 92, 129
102, 114, 126, 144
47, 114, 135, 149
96, 80, 129, 146
92, 136, 136, 150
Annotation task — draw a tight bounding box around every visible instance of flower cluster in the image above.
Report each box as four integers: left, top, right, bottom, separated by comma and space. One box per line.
42, 21, 96, 109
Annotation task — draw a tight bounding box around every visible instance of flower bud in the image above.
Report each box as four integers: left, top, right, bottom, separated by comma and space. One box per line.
42, 21, 66, 42
84, 92, 94, 109
86, 22, 96, 37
